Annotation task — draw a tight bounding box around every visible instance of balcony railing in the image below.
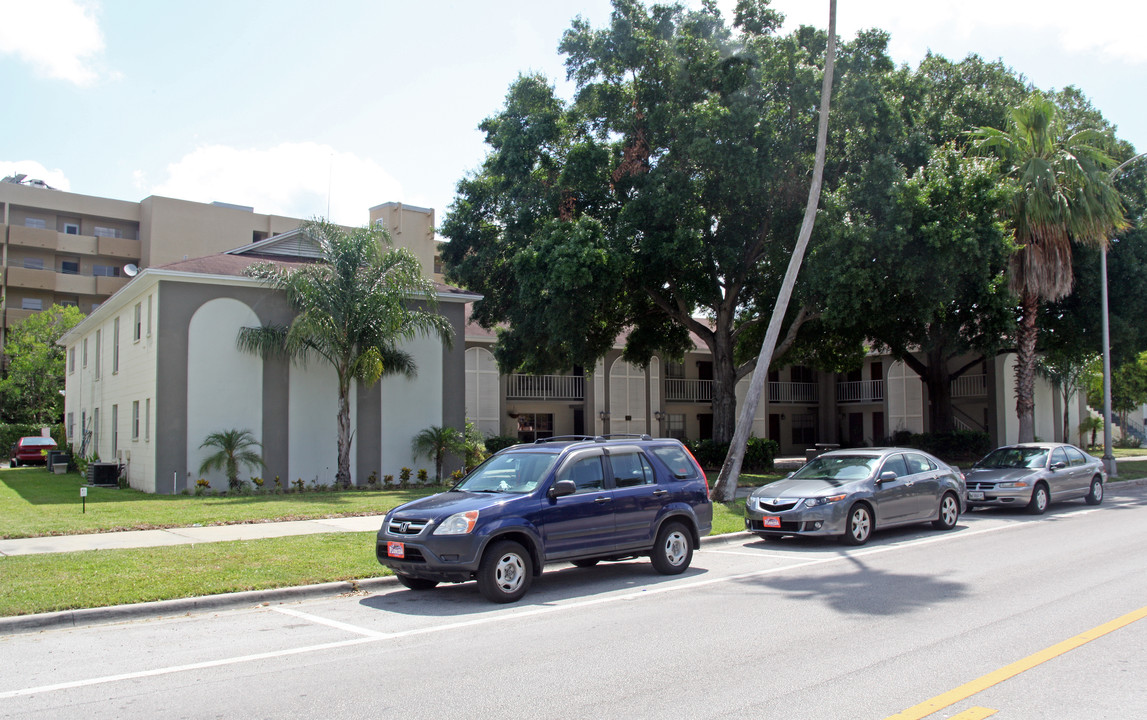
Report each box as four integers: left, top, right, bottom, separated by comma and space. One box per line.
951, 374, 987, 398
665, 378, 713, 402
837, 379, 884, 403
506, 374, 584, 400
768, 381, 819, 404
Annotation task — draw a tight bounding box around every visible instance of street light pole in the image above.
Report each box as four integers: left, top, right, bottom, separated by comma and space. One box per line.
1100, 151, 1147, 477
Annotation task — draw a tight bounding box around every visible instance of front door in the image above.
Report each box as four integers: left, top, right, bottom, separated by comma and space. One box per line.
541, 452, 616, 560
872, 453, 918, 523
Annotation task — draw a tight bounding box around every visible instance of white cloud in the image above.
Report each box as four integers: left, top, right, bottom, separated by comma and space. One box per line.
0, 0, 107, 85
148, 143, 407, 227
0, 160, 72, 191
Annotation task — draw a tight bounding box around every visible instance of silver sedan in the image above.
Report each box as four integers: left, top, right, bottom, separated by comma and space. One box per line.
744, 447, 966, 546
965, 443, 1106, 514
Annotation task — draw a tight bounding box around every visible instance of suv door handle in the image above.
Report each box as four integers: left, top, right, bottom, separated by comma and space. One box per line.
652, 489, 668, 496
594, 497, 612, 504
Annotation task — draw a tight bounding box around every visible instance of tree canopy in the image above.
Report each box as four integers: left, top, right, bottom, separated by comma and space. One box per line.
0, 304, 85, 425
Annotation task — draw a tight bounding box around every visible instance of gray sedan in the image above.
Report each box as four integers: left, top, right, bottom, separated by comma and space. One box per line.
965, 443, 1105, 515
745, 447, 966, 546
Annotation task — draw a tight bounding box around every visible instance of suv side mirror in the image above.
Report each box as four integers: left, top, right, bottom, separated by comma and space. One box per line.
548, 479, 576, 499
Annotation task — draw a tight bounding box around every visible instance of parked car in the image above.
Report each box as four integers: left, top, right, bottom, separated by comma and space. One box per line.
745, 447, 966, 546
8, 436, 58, 467
965, 442, 1105, 514
376, 435, 713, 603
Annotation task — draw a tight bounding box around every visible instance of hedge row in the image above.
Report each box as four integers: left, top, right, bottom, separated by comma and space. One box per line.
686, 437, 778, 472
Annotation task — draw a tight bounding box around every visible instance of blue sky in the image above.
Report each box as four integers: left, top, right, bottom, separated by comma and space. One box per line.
2, 0, 1144, 228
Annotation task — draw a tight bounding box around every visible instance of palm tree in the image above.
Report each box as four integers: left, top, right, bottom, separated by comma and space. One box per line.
971, 94, 1126, 442
412, 425, 467, 483
198, 429, 266, 490
237, 219, 453, 487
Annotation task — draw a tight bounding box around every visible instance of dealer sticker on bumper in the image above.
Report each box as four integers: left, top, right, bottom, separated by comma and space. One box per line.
762, 516, 781, 528
387, 541, 405, 558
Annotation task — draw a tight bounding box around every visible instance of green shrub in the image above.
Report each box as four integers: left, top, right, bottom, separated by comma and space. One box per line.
484, 435, 520, 454
890, 430, 991, 461
686, 437, 777, 472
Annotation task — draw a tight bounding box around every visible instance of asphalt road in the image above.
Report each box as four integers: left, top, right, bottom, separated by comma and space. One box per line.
2, 486, 1145, 720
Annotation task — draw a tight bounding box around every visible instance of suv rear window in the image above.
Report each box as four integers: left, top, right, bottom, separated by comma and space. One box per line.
648, 446, 698, 479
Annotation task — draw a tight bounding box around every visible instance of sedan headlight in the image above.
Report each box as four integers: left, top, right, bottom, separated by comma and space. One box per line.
996, 481, 1029, 489
804, 494, 848, 508
433, 510, 479, 535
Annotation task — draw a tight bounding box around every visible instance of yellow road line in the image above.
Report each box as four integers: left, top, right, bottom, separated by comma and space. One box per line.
886, 604, 1147, 720
949, 708, 997, 720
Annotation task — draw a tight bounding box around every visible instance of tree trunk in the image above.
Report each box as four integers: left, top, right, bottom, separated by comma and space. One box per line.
710, 0, 836, 503
1015, 292, 1038, 443
336, 390, 353, 488
925, 347, 954, 433
710, 330, 739, 445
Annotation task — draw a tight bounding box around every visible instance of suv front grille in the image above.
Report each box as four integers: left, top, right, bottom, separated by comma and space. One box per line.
388, 518, 430, 536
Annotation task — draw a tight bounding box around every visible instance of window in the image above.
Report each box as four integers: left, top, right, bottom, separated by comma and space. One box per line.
60, 260, 80, 275
145, 398, 151, 442
556, 455, 606, 494
516, 413, 553, 443
1064, 446, 1087, 467
93, 226, 121, 238
905, 453, 935, 475
111, 405, 118, 457
63, 222, 80, 235
132, 401, 140, 440
649, 445, 699, 479
82, 338, 88, 368
791, 412, 816, 446
1050, 447, 1069, 467
791, 365, 815, 383
112, 317, 120, 373
92, 407, 100, 454
68, 348, 76, 374
95, 329, 101, 380
92, 265, 120, 277
610, 451, 656, 487
23, 217, 47, 229
58, 296, 79, 308
146, 294, 152, 336
67, 412, 75, 440
880, 454, 910, 478
23, 257, 44, 270
21, 298, 42, 310
666, 361, 685, 379
133, 303, 142, 342
667, 413, 686, 440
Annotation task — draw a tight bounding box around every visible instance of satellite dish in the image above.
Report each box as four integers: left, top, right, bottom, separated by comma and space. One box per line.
123, 263, 139, 277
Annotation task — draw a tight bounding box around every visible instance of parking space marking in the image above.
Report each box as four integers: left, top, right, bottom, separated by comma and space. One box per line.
272, 607, 390, 638
884, 603, 1147, 720
0, 517, 1083, 702
949, 708, 997, 719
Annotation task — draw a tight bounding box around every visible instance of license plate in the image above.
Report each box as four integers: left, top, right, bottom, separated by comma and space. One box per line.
387, 541, 405, 558
967, 491, 985, 501
762, 516, 781, 528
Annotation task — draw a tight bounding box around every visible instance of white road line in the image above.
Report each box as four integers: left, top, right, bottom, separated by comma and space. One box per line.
0, 510, 1121, 701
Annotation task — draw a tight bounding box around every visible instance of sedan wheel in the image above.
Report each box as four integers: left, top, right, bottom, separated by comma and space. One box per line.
477, 540, 533, 603
933, 493, 960, 530
1085, 477, 1104, 506
841, 504, 872, 546
1026, 483, 1050, 515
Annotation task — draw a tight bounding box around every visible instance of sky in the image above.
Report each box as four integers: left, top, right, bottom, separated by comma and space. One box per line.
2, 0, 1145, 230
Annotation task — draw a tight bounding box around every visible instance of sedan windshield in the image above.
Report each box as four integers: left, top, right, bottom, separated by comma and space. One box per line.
976, 447, 1048, 469
791, 455, 880, 483
453, 452, 559, 494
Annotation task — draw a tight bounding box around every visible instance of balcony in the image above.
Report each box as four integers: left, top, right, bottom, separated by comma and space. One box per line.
837, 379, 884, 404
96, 275, 130, 295
4, 307, 35, 326
4, 266, 55, 291
768, 381, 819, 404
506, 374, 584, 400
665, 378, 713, 403
8, 225, 58, 250
56, 273, 98, 295
57, 233, 99, 255
97, 235, 141, 260
951, 374, 987, 398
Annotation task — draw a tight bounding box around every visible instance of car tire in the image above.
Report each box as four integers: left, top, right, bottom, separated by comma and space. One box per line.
651, 522, 693, 575
756, 533, 782, 542
1026, 483, 1050, 515
1085, 477, 1104, 506
9, 458, 17, 468
395, 574, 439, 591
477, 540, 533, 603
932, 492, 960, 530
571, 559, 599, 568
841, 503, 872, 546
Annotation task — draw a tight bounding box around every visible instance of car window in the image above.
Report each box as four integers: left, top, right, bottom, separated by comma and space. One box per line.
1064, 446, 1087, 467
454, 452, 558, 494
976, 447, 1049, 469
610, 451, 655, 488
1050, 447, 1069, 467
648, 445, 697, 479
880, 454, 910, 478
792, 455, 880, 482
905, 453, 934, 474
556, 455, 607, 494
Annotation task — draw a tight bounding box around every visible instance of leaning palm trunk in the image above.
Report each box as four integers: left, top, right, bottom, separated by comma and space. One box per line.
710, 0, 836, 502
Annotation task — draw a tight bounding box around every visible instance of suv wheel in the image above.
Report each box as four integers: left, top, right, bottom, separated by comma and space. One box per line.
396, 574, 439, 591
651, 522, 693, 574
477, 540, 533, 603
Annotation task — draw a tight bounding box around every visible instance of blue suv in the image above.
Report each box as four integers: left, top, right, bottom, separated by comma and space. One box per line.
376, 435, 713, 602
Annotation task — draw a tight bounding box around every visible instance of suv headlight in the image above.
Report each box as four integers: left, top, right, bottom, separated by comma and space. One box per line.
804, 494, 847, 508
434, 510, 479, 535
